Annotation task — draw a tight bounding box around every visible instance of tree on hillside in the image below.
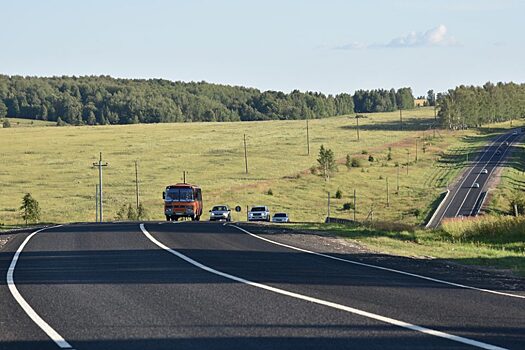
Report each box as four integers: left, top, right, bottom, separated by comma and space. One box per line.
427, 90, 436, 106
0, 100, 7, 118
317, 145, 337, 181
20, 193, 40, 224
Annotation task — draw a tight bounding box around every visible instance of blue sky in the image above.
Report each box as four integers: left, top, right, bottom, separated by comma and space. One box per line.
1, 0, 523, 96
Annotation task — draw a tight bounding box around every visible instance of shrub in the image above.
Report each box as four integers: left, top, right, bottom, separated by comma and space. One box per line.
335, 189, 343, 199
361, 150, 368, 155
342, 202, 354, 210
368, 155, 374, 162
267, 188, 274, 196
2, 119, 11, 128
20, 193, 40, 224
310, 165, 318, 175
351, 157, 362, 167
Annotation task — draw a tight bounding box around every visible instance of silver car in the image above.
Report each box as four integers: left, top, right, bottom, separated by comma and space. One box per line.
248, 206, 270, 222
272, 212, 289, 223
209, 205, 232, 221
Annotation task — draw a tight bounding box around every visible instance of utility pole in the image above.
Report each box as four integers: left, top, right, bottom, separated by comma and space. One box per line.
135, 160, 140, 210
356, 115, 360, 141
353, 189, 356, 222
386, 177, 389, 207
327, 191, 331, 221
93, 152, 108, 222
183, 170, 186, 183
306, 118, 310, 156
397, 165, 400, 193
415, 138, 418, 162
243, 134, 248, 174
399, 109, 403, 130
406, 150, 410, 175
95, 184, 99, 222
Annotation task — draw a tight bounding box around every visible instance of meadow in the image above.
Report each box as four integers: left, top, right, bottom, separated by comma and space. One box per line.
0, 109, 521, 226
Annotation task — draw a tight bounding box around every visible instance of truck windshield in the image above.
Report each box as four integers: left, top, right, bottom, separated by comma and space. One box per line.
166, 188, 194, 202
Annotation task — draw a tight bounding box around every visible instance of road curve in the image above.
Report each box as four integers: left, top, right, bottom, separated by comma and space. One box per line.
428, 129, 522, 228
1, 222, 524, 349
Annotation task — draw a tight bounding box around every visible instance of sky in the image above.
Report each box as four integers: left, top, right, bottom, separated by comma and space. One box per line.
0, 0, 523, 96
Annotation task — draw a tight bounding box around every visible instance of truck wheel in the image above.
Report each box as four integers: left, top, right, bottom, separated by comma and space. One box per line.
166, 215, 171, 221
196, 215, 200, 221
173, 216, 179, 221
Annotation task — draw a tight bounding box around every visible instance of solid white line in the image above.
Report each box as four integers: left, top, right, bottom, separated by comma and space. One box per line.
230, 225, 525, 300
140, 223, 507, 350
7, 226, 75, 349
455, 133, 514, 217
436, 132, 508, 223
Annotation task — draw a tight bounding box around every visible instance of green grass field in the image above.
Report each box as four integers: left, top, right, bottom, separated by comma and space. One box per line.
0, 108, 521, 226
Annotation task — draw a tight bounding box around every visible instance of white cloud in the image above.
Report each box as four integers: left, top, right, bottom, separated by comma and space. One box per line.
386, 24, 458, 48
336, 25, 459, 50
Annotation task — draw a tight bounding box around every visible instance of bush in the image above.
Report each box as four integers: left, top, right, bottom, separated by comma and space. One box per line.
351, 157, 362, 167
361, 150, 368, 155
310, 165, 318, 175
267, 188, 274, 196
342, 202, 354, 210
2, 119, 11, 128
368, 155, 374, 162
335, 189, 343, 199
509, 190, 525, 215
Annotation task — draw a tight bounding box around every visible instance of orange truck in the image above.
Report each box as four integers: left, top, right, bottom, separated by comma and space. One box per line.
163, 183, 203, 221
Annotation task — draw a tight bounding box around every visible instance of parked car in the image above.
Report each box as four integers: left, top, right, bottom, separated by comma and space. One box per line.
272, 212, 289, 223
248, 206, 270, 222
480, 168, 488, 174
512, 131, 518, 135
209, 205, 231, 221
472, 183, 480, 188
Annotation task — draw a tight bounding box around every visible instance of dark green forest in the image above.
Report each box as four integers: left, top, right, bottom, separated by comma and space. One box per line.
353, 87, 415, 113
0, 75, 357, 125
437, 82, 525, 129
1, 75, 523, 128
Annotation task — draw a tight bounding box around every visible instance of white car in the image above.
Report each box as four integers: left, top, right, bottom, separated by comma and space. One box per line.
472, 183, 480, 188
209, 205, 232, 221
248, 206, 270, 222
512, 131, 518, 135
272, 212, 289, 223
480, 169, 488, 174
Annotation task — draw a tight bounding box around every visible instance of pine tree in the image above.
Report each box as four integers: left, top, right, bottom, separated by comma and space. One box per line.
20, 193, 41, 224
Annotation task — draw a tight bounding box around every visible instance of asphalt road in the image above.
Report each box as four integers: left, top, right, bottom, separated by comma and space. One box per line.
1, 222, 524, 349
428, 129, 522, 227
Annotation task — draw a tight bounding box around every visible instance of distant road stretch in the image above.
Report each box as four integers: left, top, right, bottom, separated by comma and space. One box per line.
1, 222, 524, 349
427, 129, 522, 228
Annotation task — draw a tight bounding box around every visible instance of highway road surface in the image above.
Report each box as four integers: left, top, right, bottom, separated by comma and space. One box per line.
427, 129, 523, 228
1, 222, 524, 349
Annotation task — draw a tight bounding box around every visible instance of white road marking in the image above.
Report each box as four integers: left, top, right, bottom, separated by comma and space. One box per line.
436, 132, 508, 222
230, 225, 525, 300
7, 226, 75, 349
140, 223, 508, 350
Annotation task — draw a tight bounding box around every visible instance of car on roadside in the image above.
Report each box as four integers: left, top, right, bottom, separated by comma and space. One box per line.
512, 131, 518, 135
272, 212, 289, 223
480, 169, 488, 174
209, 205, 232, 221
248, 206, 270, 222
472, 183, 480, 188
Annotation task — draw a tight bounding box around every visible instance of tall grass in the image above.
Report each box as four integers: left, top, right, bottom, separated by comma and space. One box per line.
442, 215, 525, 241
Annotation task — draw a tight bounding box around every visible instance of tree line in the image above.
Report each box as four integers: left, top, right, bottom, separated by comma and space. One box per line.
353, 87, 415, 113
0, 75, 357, 125
437, 82, 525, 129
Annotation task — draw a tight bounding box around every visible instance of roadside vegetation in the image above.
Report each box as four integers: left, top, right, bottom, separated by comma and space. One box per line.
293, 215, 525, 276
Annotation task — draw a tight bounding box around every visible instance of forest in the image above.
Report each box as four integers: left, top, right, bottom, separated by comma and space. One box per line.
437, 82, 525, 128
0, 75, 356, 125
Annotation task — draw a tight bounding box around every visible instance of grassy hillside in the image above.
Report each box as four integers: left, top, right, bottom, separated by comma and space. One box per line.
0, 107, 520, 225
